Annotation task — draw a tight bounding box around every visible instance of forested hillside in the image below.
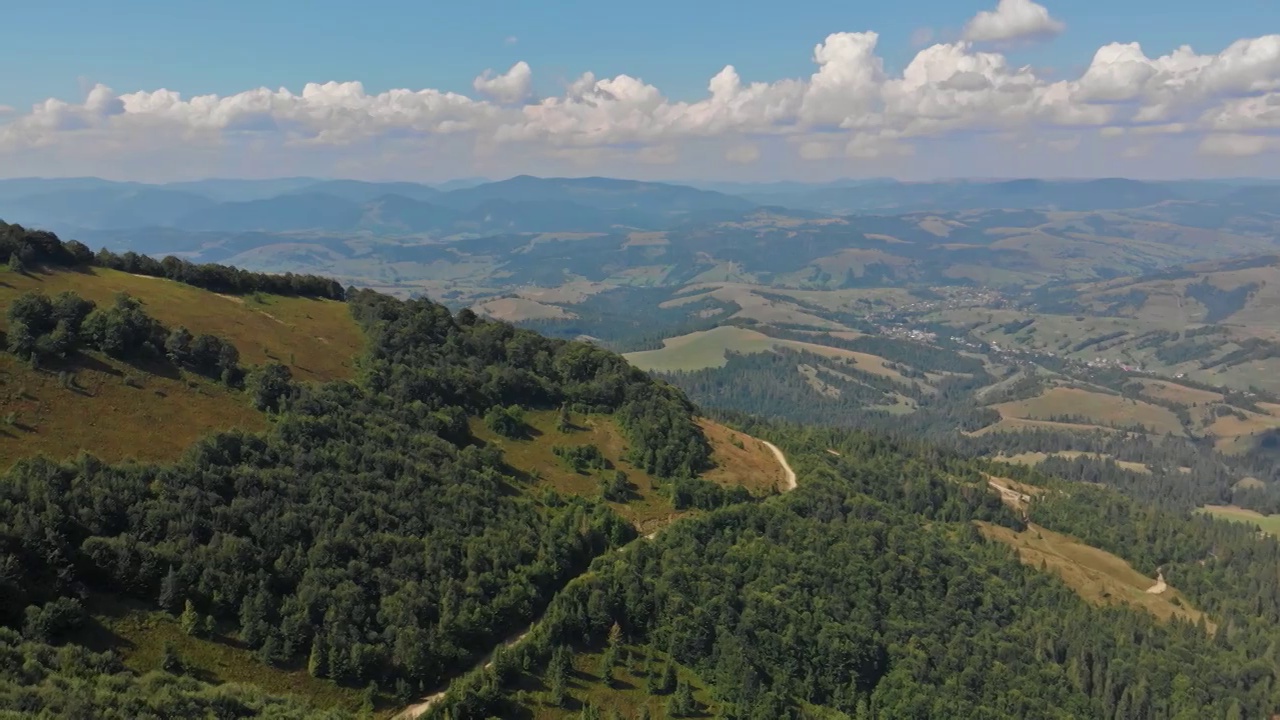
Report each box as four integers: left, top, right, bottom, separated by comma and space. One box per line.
429, 423, 1280, 720
0, 227, 741, 716
4, 222, 1280, 719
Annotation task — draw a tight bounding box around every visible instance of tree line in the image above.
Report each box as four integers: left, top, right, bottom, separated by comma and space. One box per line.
1, 220, 345, 299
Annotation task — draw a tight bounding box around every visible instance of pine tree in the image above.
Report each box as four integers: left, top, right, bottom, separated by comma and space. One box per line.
671, 679, 694, 717
659, 662, 676, 694
557, 403, 573, 432
158, 567, 179, 614
179, 600, 203, 637
239, 590, 268, 647
308, 636, 328, 678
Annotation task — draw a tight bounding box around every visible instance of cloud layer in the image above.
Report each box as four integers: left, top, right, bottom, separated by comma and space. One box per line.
2, 0, 1279, 180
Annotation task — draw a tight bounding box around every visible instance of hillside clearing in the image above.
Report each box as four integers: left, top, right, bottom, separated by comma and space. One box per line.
1200, 505, 1280, 536
0, 353, 266, 466
996, 451, 1152, 474
624, 326, 910, 383
1, 267, 362, 382
978, 522, 1211, 629
468, 411, 787, 533
991, 387, 1185, 436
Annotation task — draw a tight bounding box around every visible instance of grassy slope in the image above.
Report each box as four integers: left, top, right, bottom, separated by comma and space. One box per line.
0, 267, 363, 466
624, 325, 910, 383
990, 387, 1185, 436
978, 522, 1211, 629
470, 411, 786, 535
75, 595, 389, 718
996, 451, 1152, 474
1199, 505, 1280, 536
1, 267, 362, 382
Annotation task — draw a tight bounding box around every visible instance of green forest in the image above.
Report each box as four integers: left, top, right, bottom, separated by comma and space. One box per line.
2, 224, 1280, 719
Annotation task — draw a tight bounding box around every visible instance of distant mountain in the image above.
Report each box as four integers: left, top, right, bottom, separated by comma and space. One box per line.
437, 175, 756, 214
0, 175, 764, 236
175, 193, 365, 232
745, 178, 1187, 214
0, 187, 215, 230
284, 180, 441, 203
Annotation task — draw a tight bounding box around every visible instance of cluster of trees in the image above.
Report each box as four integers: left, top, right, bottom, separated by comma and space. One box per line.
0, 286, 723, 709
0, 627, 344, 719
665, 349, 999, 441
1, 220, 344, 299
432, 422, 1279, 719
5, 290, 243, 384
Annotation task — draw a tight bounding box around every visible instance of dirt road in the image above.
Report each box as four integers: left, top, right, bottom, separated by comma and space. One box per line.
762, 440, 797, 491
1146, 570, 1167, 595
394, 439, 798, 719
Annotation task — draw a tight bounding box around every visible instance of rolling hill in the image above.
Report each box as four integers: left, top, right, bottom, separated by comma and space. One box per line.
5, 222, 1280, 719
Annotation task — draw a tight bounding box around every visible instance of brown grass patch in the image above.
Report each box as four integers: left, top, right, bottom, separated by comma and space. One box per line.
470, 412, 785, 535
992, 387, 1185, 436
978, 522, 1211, 629
697, 418, 788, 494
1139, 379, 1223, 406
474, 297, 576, 322
0, 353, 266, 467
996, 451, 1151, 474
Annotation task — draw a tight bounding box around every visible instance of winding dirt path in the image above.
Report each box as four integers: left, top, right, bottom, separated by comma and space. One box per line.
762, 440, 798, 491
394, 438, 798, 719
1146, 570, 1167, 595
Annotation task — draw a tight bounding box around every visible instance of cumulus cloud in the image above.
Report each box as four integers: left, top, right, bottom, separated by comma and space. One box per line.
3, 22, 1280, 179
962, 0, 1065, 44
473, 61, 533, 104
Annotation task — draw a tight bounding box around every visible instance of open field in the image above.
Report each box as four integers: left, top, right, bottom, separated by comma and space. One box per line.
991, 387, 1186, 436
1200, 505, 1280, 536
969, 416, 1124, 437
77, 594, 386, 717
1, 267, 363, 382
1138, 379, 1223, 406
473, 297, 577, 322
996, 451, 1152, 474
469, 411, 785, 534
0, 352, 266, 467
625, 326, 909, 384
1205, 408, 1280, 454
978, 522, 1211, 628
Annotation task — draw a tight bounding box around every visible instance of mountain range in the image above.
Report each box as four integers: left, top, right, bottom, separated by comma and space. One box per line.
7, 175, 1280, 240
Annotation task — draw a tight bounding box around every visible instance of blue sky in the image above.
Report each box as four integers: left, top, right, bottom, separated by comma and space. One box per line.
2, 0, 1280, 179
4, 0, 1273, 107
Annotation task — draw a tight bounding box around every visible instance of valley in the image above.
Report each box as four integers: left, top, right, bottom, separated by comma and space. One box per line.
5, 174, 1280, 718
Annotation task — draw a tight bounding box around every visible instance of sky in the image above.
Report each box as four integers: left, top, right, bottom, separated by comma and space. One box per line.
2, 0, 1280, 182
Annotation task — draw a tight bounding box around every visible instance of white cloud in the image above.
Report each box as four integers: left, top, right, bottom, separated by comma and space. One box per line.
504, 36, 518, 46
1199, 133, 1280, 156
4, 24, 1280, 179
962, 0, 1065, 44
473, 61, 533, 104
